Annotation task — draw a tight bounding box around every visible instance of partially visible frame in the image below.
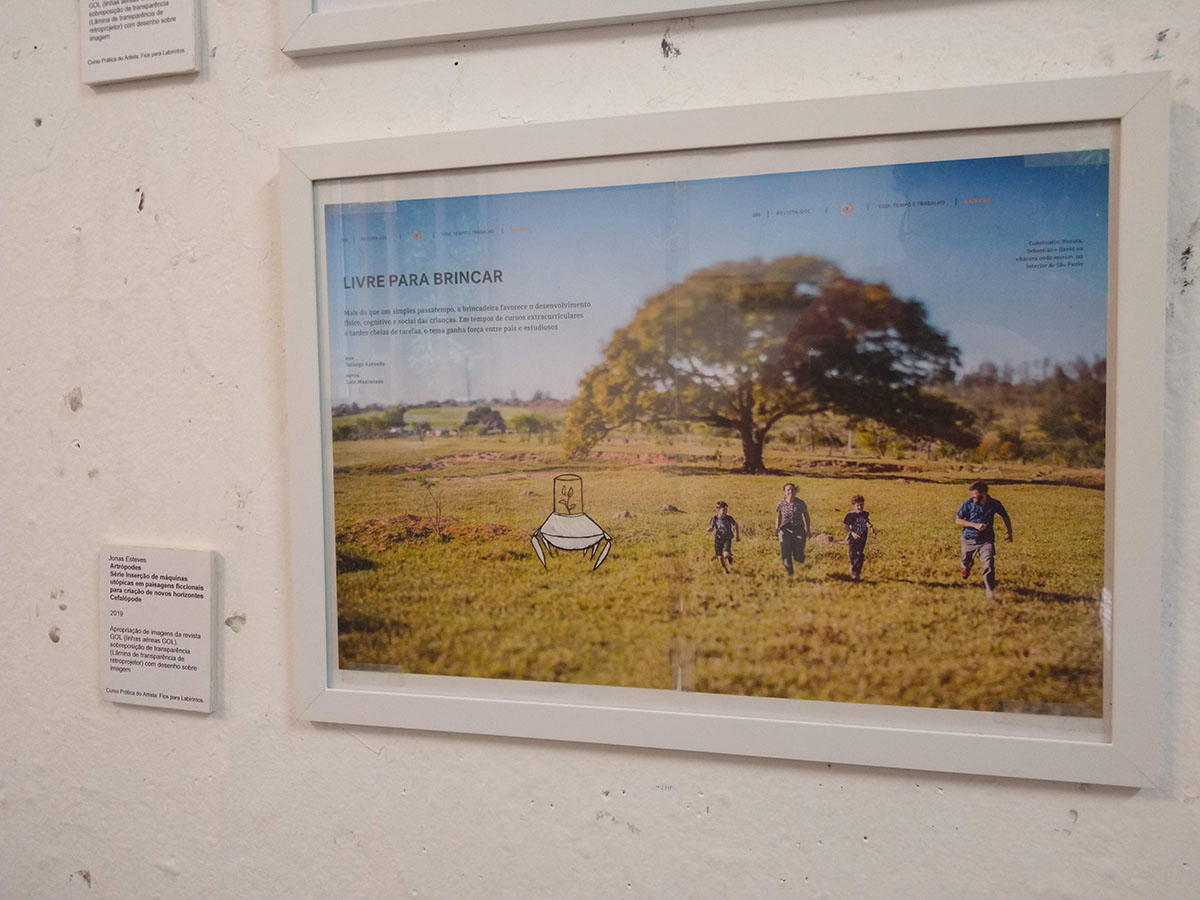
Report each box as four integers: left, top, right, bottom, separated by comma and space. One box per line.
280, 0, 856, 57
282, 73, 1168, 785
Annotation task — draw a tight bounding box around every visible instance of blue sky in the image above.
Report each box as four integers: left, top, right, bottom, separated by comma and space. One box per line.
324, 151, 1109, 406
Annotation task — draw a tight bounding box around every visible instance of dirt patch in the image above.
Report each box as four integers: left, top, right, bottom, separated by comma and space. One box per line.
431, 452, 543, 467
795, 459, 916, 473
592, 451, 691, 466
351, 452, 550, 476
338, 514, 513, 551
446, 473, 533, 484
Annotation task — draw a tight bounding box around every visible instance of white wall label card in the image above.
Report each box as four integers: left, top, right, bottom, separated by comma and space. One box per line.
80, 0, 199, 86
100, 544, 214, 712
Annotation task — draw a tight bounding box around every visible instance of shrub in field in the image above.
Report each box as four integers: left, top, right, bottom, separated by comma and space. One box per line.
415, 474, 445, 539
360, 413, 388, 436
463, 405, 508, 434
510, 412, 552, 441
337, 512, 512, 552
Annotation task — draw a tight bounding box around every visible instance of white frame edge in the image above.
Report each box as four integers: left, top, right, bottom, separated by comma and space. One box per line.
280, 0, 857, 57
282, 73, 1168, 786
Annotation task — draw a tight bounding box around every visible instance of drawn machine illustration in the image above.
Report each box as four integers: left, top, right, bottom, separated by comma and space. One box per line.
531, 474, 613, 570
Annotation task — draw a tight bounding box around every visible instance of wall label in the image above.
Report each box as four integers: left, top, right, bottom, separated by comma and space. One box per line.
80, 0, 199, 86
100, 544, 214, 713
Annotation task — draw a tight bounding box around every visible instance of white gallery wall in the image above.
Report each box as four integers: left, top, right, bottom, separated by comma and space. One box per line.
2, 1, 1198, 897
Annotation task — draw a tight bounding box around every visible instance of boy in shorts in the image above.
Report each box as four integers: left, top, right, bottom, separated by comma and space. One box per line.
706, 501, 740, 573
842, 494, 876, 581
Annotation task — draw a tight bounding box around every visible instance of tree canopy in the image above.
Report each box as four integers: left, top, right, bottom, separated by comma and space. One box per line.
778, 276, 975, 449
564, 254, 974, 471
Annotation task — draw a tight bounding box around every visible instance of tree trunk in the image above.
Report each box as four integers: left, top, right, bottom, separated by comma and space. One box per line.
739, 428, 766, 473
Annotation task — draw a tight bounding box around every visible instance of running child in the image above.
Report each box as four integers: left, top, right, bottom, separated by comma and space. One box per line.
774, 482, 811, 576
842, 494, 876, 581
706, 501, 740, 573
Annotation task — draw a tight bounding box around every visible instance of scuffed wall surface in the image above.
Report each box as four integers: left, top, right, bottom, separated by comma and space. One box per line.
1, 1, 1198, 896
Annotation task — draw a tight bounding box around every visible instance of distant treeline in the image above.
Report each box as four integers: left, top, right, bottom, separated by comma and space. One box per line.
331, 390, 557, 420
767, 357, 1106, 466
331, 401, 560, 443
945, 356, 1106, 466
330, 359, 1106, 468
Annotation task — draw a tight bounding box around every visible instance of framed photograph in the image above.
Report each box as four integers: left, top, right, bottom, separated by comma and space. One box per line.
280, 0, 857, 57
282, 73, 1168, 785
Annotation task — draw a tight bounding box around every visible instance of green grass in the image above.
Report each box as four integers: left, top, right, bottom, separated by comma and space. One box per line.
332, 434, 1104, 714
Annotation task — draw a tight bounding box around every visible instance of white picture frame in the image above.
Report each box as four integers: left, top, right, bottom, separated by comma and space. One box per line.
280, 0, 857, 57
282, 73, 1168, 785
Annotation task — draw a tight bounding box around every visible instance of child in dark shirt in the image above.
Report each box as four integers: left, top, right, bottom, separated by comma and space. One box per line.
842, 494, 876, 581
706, 501, 740, 573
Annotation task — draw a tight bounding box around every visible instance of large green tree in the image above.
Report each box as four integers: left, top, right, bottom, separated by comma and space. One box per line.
564, 254, 973, 472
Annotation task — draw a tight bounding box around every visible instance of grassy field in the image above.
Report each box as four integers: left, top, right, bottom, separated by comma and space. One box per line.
332, 431, 1104, 715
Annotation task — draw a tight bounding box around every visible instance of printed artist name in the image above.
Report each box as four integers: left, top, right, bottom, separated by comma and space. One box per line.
343, 270, 503, 289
